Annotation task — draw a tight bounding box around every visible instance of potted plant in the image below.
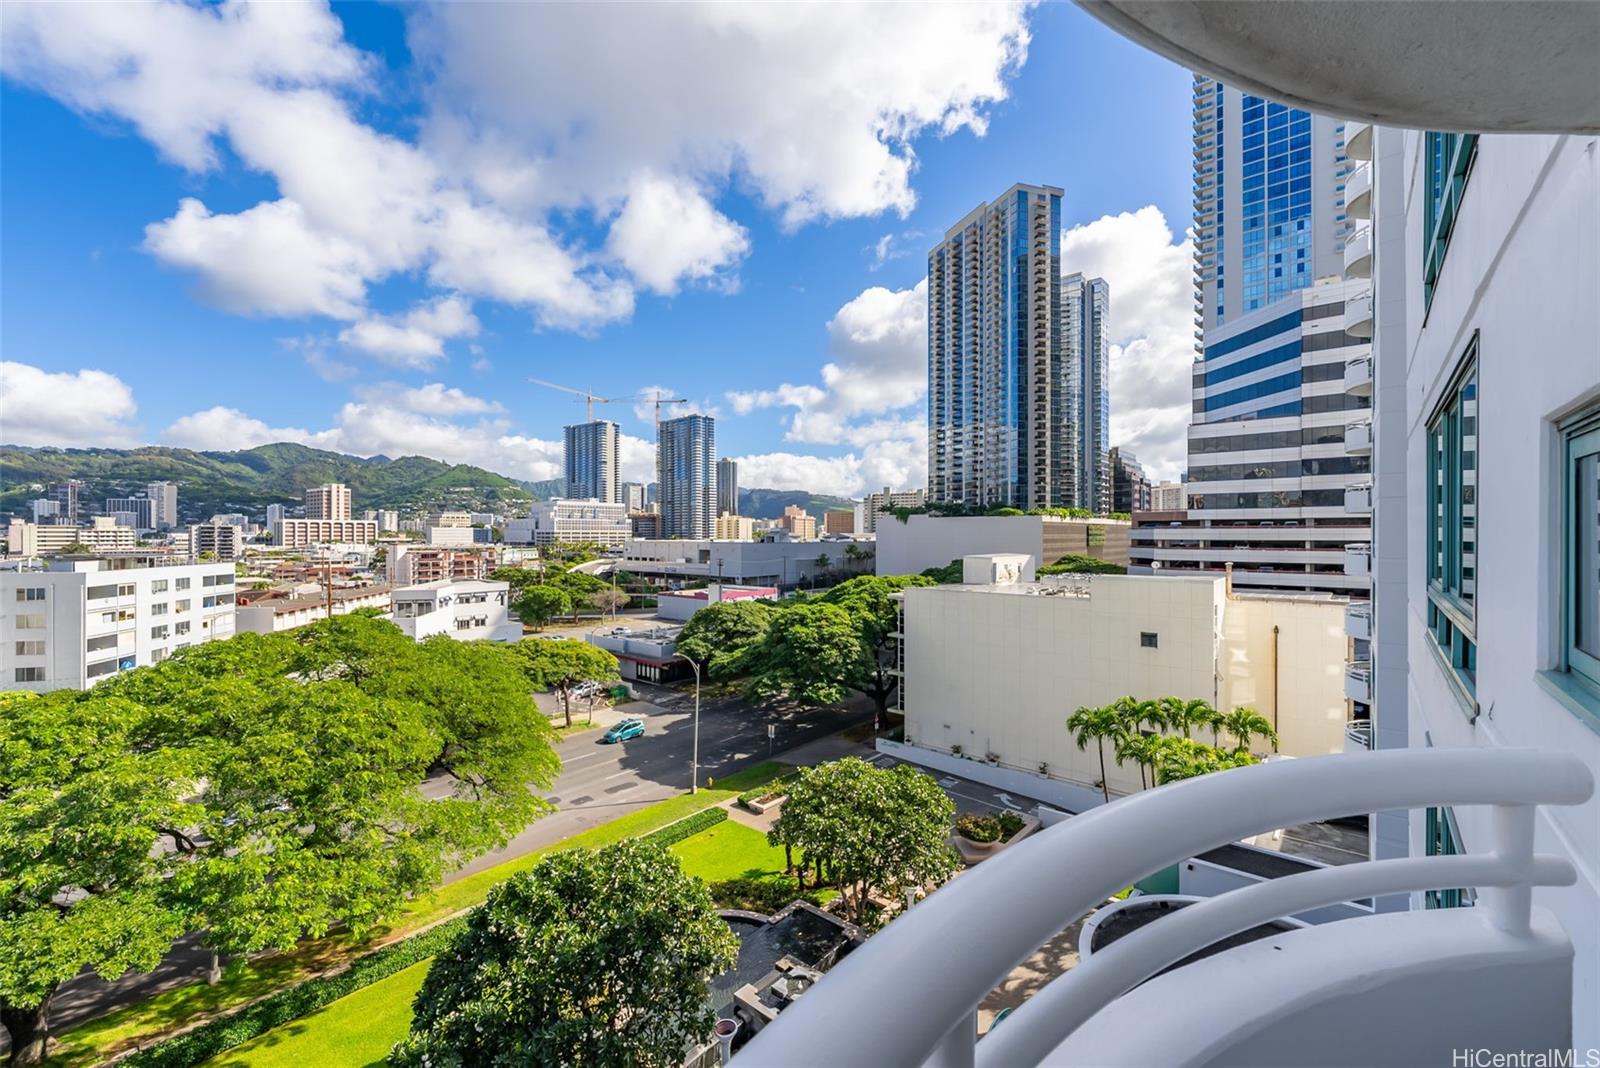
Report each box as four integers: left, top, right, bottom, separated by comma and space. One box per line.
955, 812, 1004, 854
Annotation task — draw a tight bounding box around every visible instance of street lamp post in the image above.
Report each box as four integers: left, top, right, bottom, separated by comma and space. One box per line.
673, 652, 702, 794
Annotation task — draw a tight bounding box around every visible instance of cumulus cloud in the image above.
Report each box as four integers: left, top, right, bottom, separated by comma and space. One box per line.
1, 1, 1032, 341
0, 361, 141, 448
337, 296, 480, 367
160, 406, 329, 452
1061, 205, 1194, 483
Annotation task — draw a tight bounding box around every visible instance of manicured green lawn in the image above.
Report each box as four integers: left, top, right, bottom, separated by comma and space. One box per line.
211, 961, 429, 1068
45, 762, 791, 1068
670, 820, 789, 882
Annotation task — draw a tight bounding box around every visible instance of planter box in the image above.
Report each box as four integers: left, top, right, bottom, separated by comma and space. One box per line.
951, 811, 1042, 866
746, 794, 787, 816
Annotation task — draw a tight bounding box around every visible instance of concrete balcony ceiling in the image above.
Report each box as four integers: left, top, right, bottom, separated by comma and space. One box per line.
1077, 0, 1600, 133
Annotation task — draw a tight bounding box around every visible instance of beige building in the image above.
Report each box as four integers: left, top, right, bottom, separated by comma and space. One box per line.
5, 517, 137, 557
390, 544, 498, 586
876, 513, 1131, 577
304, 483, 352, 521
235, 584, 392, 634
273, 518, 378, 548
893, 563, 1351, 811
715, 513, 755, 540
1150, 482, 1185, 511
822, 510, 855, 535
855, 486, 927, 534
777, 505, 817, 541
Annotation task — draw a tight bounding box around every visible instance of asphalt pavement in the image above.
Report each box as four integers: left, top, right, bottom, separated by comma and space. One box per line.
39, 681, 869, 1043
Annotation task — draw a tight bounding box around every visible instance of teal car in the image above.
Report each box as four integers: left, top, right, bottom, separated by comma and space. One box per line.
601, 719, 646, 744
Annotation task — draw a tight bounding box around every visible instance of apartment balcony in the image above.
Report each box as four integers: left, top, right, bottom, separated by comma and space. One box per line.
1343, 224, 1373, 278
733, 749, 1591, 1068
1344, 659, 1373, 703
1342, 719, 1374, 754
1345, 120, 1373, 161
1345, 485, 1373, 515
1345, 600, 1372, 641
1344, 419, 1372, 455
1345, 162, 1372, 220
1342, 543, 1371, 576
1344, 285, 1374, 339
1343, 355, 1373, 395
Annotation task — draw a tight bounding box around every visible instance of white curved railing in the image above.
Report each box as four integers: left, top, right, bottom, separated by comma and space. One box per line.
731, 749, 1592, 1068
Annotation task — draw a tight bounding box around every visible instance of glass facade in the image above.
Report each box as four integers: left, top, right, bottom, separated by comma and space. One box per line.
1564, 407, 1600, 701
1426, 342, 1479, 703
1239, 97, 1313, 313
1423, 133, 1478, 310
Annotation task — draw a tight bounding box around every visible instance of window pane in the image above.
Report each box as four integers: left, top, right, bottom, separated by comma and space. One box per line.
1577, 450, 1600, 660
1460, 371, 1478, 606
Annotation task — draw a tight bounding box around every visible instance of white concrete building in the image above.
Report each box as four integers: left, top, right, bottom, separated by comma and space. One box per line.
234, 584, 392, 634
1150, 482, 1185, 511
891, 565, 1351, 810
506, 498, 629, 547
5, 517, 137, 557
3, 557, 236, 691
273, 518, 378, 548
424, 525, 475, 547
875, 513, 1130, 578
189, 521, 243, 561
620, 536, 871, 588
148, 481, 178, 530
388, 579, 519, 642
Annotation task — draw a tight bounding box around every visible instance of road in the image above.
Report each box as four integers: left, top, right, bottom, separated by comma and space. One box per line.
38, 683, 869, 1043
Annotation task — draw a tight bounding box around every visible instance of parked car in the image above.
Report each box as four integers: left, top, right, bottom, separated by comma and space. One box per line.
601, 719, 646, 744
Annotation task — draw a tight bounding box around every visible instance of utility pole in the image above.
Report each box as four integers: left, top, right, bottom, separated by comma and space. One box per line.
323, 559, 334, 626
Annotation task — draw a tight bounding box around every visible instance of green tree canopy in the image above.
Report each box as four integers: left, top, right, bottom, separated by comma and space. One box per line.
390, 842, 737, 1068
740, 602, 861, 707
511, 638, 620, 727
769, 757, 958, 923
1037, 554, 1127, 576
918, 559, 964, 584
674, 599, 779, 678
515, 584, 572, 630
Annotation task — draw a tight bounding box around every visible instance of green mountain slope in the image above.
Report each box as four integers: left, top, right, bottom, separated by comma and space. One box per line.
738, 488, 856, 519
0, 442, 531, 521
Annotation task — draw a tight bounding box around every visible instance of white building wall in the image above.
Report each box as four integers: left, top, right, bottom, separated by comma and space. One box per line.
1221, 595, 1349, 758
876, 515, 1046, 577
389, 580, 519, 642
1397, 131, 1599, 1047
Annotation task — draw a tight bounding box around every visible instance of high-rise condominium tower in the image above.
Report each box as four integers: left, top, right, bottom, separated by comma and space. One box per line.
305, 483, 352, 521
1130, 77, 1368, 596
716, 458, 739, 516
147, 481, 178, 530
658, 414, 715, 539
564, 420, 620, 503
927, 183, 1109, 511
1062, 272, 1112, 513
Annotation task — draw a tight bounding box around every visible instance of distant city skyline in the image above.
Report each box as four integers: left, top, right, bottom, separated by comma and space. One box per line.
0, 3, 1196, 494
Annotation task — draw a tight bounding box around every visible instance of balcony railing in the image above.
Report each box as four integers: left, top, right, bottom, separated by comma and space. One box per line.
1345, 659, 1373, 703
1344, 719, 1374, 751
733, 749, 1591, 1067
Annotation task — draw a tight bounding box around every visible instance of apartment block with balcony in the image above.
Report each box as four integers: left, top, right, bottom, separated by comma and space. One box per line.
854, 486, 926, 534
2, 557, 236, 691
564, 420, 621, 504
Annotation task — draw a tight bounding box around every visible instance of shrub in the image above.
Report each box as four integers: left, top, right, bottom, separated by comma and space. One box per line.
122, 916, 470, 1068
996, 811, 1025, 841
708, 877, 823, 914
639, 806, 728, 849
955, 813, 1001, 844
736, 770, 800, 810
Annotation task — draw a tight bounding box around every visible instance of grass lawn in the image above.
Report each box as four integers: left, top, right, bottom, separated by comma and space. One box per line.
211, 962, 430, 1068
47, 761, 791, 1068
669, 820, 789, 883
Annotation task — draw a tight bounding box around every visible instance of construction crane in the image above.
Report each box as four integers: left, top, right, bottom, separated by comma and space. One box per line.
529, 378, 689, 427
528, 378, 613, 422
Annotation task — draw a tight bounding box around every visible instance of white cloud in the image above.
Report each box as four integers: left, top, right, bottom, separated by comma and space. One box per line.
1060, 206, 1195, 482
631, 385, 718, 423
733, 432, 926, 499
337, 296, 480, 367
606, 174, 749, 295
0, 361, 140, 448
160, 405, 329, 452
867, 229, 922, 271
1, 1, 1033, 340
364, 382, 503, 417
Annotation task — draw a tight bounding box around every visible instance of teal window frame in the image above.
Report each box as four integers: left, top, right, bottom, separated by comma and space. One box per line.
1423, 805, 1473, 910
1561, 407, 1600, 703
1426, 339, 1479, 709
1422, 133, 1477, 311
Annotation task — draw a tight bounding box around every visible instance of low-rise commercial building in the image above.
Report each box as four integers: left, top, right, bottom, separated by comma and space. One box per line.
273, 518, 378, 548
620, 536, 872, 588
234, 584, 392, 634
875, 513, 1131, 578
586, 624, 691, 683
891, 563, 1352, 811
2, 556, 236, 691
389, 579, 519, 642
822, 510, 855, 535
425, 525, 476, 547
505, 499, 629, 547
655, 583, 780, 622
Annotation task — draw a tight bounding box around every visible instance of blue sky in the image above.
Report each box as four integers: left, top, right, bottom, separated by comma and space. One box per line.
1, 2, 1196, 494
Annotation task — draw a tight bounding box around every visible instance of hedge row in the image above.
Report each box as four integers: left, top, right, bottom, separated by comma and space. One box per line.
121, 916, 468, 1068
640, 805, 728, 848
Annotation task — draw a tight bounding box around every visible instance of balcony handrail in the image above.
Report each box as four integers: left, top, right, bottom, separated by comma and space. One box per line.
977, 852, 1574, 1068
732, 748, 1592, 1068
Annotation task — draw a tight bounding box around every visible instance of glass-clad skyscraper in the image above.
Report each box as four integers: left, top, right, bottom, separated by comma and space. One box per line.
928, 183, 1112, 512
564, 420, 620, 503
658, 414, 715, 539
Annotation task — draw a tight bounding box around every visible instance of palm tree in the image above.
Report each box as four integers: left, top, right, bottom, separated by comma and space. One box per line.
1174, 697, 1225, 742
1130, 698, 1171, 735
1222, 706, 1279, 754
1114, 732, 1165, 790
1066, 703, 1127, 804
